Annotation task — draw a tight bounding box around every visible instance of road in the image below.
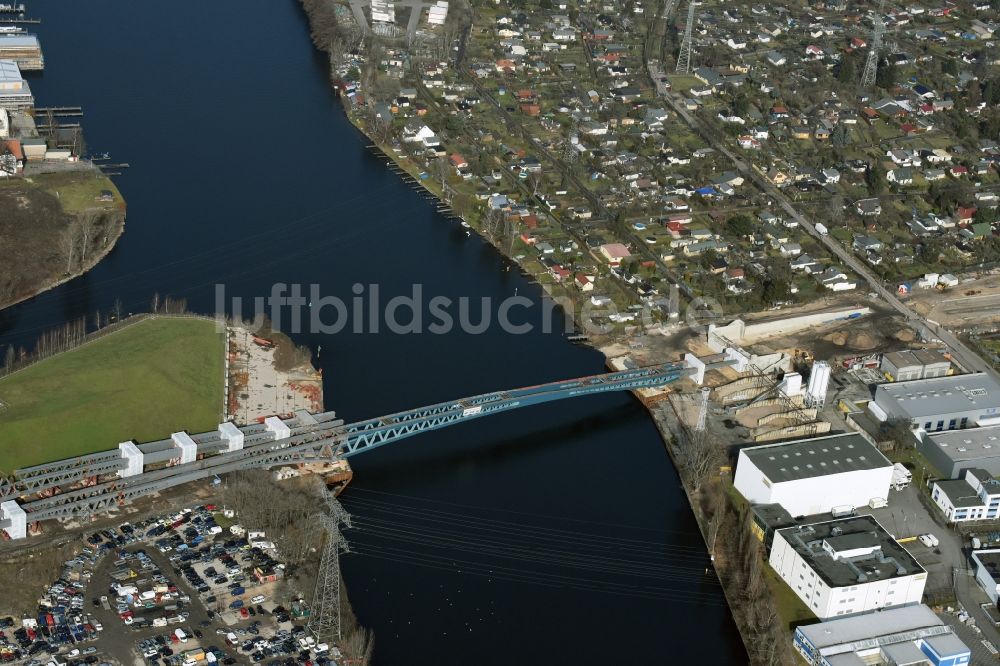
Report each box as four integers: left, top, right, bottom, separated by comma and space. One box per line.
645, 60, 999, 381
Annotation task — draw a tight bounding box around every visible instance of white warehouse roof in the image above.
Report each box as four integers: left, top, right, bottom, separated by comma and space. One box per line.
875, 373, 1000, 420
739, 432, 891, 483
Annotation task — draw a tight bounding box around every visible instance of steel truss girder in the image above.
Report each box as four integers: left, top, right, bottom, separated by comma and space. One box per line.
16, 362, 692, 523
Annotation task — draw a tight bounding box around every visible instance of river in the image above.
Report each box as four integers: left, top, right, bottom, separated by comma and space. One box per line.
1, 2, 746, 663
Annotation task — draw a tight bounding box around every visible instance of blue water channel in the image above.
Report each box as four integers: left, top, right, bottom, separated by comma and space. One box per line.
0, 2, 746, 663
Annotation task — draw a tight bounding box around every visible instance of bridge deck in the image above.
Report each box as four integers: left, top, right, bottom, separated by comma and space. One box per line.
1, 363, 709, 532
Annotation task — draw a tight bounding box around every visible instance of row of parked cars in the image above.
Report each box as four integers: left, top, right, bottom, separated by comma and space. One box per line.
0, 544, 110, 666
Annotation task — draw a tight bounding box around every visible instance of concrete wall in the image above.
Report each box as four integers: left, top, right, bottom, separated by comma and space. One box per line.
708, 307, 871, 348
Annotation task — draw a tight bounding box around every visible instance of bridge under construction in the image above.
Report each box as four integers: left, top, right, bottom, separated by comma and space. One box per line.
0, 358, 722, 539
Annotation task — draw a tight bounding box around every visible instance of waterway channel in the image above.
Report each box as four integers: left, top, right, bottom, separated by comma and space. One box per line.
1, 1, 746, 663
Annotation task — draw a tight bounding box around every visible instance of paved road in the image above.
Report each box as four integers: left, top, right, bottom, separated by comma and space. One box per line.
646, 61, 998, 381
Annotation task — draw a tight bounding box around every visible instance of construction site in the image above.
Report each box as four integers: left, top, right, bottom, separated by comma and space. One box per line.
226, 326, 324, 424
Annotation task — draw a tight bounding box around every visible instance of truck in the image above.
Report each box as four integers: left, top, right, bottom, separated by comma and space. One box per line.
891, 463, 912, 490
815, 222, 828, 235
919, 534, 939, 548
868, 497, 888, 509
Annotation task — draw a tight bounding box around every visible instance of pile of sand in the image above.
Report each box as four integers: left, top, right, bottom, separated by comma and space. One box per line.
824, 331, 849, 346
822, 328, 879, 350
893, 328, 915, 343
849, 331, 878, 350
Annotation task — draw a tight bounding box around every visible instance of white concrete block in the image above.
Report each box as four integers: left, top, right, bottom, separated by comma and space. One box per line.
0, 500, 26, 540
171, 431, 198, 465
264, 416, 291, 440
219, 422, 244, 452
684, 353, 706, 385
118, 441, 143, 477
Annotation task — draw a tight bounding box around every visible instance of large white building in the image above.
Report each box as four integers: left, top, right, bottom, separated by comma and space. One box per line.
794, 604, 970, 666
870, 373, 1000, 432
770, 516, 927, 619
930, 468, 1000, 523
0, 59, 32, 111
734, 433, 893, 517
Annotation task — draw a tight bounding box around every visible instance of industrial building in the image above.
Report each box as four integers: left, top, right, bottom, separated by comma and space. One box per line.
769, 515, 927, 619
972, 549, 1000, 604
734, 433, 893, 517
880, 349, 951, 382
870, 374, 1000, 432
427, 0, 449, 25
918, 424, 1000, 478
0, 34, 43, 70
930, 468, 1000, 523
794, 604, 970, 666
0, 59, 32, 111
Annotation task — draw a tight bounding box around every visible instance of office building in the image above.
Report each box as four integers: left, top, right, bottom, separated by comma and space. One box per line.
930, 468, 1000, 523
769, 516, 926, 619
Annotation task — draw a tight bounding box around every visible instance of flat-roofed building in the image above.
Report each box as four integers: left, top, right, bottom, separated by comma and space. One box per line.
0, 34, 42, 70
881, 349, 951, 382
0, 59, 32, 111
930, 468, 1000, 523
870, 374, 1000, 432
918, 424, 1000, 477
972, 549, 1000, 604
734, 433, 893, 517
794, 604, 970, 666
770, 515, 927, 619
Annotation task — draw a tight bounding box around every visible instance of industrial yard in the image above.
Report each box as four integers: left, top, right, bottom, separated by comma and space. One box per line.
227, 328, 323, 425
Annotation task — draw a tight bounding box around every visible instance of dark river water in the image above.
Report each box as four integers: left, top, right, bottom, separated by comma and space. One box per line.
2, 1, 746, 663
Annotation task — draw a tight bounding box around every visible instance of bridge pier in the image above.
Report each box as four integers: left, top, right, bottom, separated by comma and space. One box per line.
171, 432, 198, 464
118, 441, 143, 477
0, 500, 26, 540
219, 422, 244, 451
265, 416, 291, 440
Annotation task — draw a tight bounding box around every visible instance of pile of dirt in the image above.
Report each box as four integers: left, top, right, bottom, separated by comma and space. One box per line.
849, 331, 879, 350
823, 331, 849, 346
893, 328, 916, 343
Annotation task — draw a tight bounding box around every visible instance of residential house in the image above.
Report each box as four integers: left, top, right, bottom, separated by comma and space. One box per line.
599, 243, 631, 266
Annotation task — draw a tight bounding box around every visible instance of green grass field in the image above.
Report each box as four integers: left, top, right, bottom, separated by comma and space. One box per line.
0, 317, 224, 473
34, 171, 124, 215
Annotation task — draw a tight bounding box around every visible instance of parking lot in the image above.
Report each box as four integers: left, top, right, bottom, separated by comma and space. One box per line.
1, 503, 346, 666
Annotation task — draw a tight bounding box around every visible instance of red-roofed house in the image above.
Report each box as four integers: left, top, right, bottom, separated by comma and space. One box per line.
450, 153, 468, 169
0, 139, 23, 176
957, 207, 977, 226
575, 274, 595, 292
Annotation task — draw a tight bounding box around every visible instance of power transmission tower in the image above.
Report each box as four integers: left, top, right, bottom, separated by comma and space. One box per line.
861, 0, 885, 89
675, 0, 696, 74
308, 490, 352, 643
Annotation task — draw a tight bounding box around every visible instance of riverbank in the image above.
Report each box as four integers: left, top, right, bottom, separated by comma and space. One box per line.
0, 166, 126, 312
295, 3, 763, 664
